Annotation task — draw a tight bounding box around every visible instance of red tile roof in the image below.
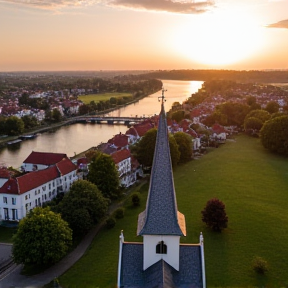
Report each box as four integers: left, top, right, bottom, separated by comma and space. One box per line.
111, 149, 131, 164
23, 151, 68, 166
0, 166, 59, 195
108, 133, 129, 148
77, 157, 88, 165
0, 178, 18, 194
125, 127, 138, 137
212, 123, 226, 134
56, 158, 77, 176
0, 168, 10, 179
133, 122, 154, 137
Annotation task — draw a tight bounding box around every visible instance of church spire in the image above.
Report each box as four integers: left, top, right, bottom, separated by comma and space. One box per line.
137, 88, 186, 236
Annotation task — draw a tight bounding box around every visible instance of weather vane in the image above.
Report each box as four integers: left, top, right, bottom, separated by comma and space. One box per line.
158, 87, 167, 104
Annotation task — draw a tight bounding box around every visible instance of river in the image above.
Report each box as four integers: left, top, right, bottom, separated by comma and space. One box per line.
0, 80, 203, 168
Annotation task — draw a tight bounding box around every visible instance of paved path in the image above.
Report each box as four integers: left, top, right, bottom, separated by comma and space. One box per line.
0, 180, 147, 288
0, 244, 12, 265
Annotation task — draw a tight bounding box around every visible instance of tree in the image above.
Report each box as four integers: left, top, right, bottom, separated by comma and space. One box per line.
171, 110, 185, 123
245, 109, 270, 123
87, 153, 120, 199
5, 116, 24, 135
52, 109, 62, 122
265, 101, 280, 114
12, 207, 72, 265
174, 132, 193, 163
168, 134, 180, 167
22, 115, 39, 129
244, 117, 264, 131
217, 102, 250, 127
131, 192, 141, 207
201, 198, 228, 232
78, 104, 90, 115
131, 128, 180, 168
246, 95, 257, 106
203, 111, 227, 127
260, 115, 288, 156
56, 180, 108, 236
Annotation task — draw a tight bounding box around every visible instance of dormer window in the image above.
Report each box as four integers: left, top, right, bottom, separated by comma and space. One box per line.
156, 241, 167, 254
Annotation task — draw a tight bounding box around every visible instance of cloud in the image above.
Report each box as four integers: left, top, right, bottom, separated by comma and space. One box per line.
1, 0, 214, 13
266, 19, 288, 29
0, 0, 98, 10
107, 0, 215, 14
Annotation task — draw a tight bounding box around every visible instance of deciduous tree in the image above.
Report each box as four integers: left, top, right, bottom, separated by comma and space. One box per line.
201, 198, 228, 232
5, 116, 24, 135
87, 153, 120, 199
260, 115, 288, 155
131, 128, 180, 168
174, 131, 193, 163
56, 180, 108, 236
12, 207, 72, 265
265, 101, 280, 114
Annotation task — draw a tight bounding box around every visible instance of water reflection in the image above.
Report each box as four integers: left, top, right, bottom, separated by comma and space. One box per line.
0, 80, 203, 168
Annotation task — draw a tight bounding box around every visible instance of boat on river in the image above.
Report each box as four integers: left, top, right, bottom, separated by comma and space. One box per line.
7, 139, 22, 145
19, 134, 38, 140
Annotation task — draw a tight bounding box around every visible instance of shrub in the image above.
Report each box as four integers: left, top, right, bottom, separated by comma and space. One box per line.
201, 198, 228, 232
106, 217, 116, 229
252, 256, 268, 274
114, 208, 125, 219
131, 192, 141, 207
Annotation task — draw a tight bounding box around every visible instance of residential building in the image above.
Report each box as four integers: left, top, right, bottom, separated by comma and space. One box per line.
21, 151, 68, 172
0, 157, 78, 221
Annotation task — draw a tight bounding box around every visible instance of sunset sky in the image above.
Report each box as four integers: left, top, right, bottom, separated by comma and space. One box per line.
0, 0, 287, 71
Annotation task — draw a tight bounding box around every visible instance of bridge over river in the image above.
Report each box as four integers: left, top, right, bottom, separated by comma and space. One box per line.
73, 116, 146, 125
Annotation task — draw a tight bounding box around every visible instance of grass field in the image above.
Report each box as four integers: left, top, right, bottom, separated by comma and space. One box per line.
59, 135, 288, 288
78, 93, 132, 104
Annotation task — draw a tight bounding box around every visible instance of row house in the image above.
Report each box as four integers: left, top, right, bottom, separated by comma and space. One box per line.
0, 158, 78, 221
111, 149, 142, 187
108, 133, 129, 150
125, 120, 154, 144
21, 151, 68, 172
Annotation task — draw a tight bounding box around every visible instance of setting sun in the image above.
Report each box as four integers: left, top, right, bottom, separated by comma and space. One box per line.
173, 11, 264, 66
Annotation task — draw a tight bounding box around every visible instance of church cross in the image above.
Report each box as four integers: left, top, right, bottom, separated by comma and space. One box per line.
158, 87, 167, 104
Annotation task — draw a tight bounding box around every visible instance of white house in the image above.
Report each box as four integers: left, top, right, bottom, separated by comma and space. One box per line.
111, 149, 135, 187
21, 151, 68, 172
0, 158, 78, 221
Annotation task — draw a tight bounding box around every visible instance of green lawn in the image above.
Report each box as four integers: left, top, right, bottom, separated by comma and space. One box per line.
78, 93, 132, 104
0, 226, 17, 243
59, 135, 288, 288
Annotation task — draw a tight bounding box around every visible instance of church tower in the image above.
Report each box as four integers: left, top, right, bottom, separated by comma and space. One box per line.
117, 88, 205, 288
137, 88, 186, 271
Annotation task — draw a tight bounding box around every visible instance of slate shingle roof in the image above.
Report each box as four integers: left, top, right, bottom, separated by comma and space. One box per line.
120, 243, 203, 288
137, 104, 186, 236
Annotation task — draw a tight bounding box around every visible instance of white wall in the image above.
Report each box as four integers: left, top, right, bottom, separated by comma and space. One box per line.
21, 163, 48, 172
143, 235, 180, 271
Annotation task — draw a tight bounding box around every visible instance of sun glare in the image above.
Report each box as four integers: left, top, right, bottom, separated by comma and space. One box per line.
173, 10, 264, 66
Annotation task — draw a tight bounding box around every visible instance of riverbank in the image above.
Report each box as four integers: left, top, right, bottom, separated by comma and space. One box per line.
0, 89, 160, 149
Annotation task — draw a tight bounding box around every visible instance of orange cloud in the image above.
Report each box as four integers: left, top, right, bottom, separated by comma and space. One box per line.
266, 19, 288, 29
2, 0, 214, 13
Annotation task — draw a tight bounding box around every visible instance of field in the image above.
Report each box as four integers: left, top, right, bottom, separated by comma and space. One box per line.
78, 93, 132, 104
59, 135, 288, 287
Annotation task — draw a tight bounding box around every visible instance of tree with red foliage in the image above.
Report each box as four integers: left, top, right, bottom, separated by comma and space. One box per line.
201, 198, 228, 232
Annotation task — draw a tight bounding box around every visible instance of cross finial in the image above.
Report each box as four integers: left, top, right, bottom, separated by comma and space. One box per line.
158, 87, 167, 104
